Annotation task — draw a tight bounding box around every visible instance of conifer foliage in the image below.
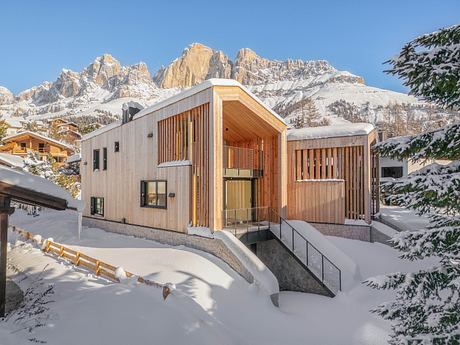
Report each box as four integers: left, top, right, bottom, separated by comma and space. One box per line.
367, 24, 460, 344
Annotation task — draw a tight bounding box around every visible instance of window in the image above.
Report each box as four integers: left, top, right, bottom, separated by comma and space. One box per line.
90, 197, 104, 216
382, 166, 403, 178
20, 142, 26, 150
103, 147, 107, 170
93, 149, 100, 170
140, 180, 167, 208
114, 141, 119, 152
38, 143, 45, 153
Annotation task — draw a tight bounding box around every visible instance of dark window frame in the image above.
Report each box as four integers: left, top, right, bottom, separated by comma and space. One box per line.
90, 197, 104, 216
38, 143, 45, 153
381, 166, 403, 178
114, 141, 119, 152
140, 180, 167, 209
93, 149, 100, 171
103, 147, 107, 170
20, 142, 27, 149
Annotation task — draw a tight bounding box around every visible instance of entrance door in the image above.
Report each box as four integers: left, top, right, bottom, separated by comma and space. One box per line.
225, 179, 253, 222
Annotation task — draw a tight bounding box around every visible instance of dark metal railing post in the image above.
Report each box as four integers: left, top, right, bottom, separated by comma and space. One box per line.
306, 242, 309, 266
279, 218, 282, 240
291, 226, 294, 251
321, 255, 325, 283
339, 269, 342, 291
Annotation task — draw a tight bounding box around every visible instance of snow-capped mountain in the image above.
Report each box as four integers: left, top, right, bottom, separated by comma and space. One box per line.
0, 43, 457, 135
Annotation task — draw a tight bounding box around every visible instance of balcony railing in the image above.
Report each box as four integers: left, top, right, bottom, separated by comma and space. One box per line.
223, 207, 342, 295
223, 146, 263, 173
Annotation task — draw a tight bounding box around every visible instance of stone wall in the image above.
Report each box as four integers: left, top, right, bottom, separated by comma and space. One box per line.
256, 239, 332, 297
310, 222, 392, 246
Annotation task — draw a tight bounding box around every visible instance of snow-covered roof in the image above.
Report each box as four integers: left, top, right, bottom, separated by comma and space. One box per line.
82, 79, 286, 141
66, 153, 81, 163
4, 117, 23, 128
287, 123, 375, 141
0, 165, 83, 210
2, 131, 75, 151
0, 153, 24, 168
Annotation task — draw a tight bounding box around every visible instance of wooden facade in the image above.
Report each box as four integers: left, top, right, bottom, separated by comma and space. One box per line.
81, 80, 287, 233
287, 127, 378, 224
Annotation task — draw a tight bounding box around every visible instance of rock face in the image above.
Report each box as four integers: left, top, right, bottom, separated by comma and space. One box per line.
0, 43, 456, 134
0, 86, 14, 105
153, 43, 232, 88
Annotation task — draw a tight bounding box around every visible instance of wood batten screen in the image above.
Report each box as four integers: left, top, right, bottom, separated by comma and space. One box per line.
157, 104, 210, 227
158, 111, 190, 163
293, 146, 365, 220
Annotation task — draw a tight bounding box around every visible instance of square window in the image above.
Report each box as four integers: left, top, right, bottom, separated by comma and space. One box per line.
140, 180, 167, 208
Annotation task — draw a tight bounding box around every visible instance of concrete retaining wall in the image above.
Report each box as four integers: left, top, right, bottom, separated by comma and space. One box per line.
310, 222, 392, 246
256, 239, 332, 296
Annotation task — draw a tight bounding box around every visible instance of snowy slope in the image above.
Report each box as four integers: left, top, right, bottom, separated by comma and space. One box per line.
2, 208, 439, 345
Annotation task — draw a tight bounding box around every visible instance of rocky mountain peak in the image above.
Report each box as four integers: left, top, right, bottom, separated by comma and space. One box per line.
153, 43, 232, 88
0, 86, 14, 105
84, 54, 122, 87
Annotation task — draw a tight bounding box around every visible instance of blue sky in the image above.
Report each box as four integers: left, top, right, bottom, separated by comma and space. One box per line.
1, 0, 458, 94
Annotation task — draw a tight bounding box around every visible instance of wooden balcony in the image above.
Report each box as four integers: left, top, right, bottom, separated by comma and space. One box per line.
223, 145, 263, 178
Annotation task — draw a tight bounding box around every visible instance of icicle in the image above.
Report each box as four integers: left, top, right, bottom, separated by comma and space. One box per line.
77, 211, 82, 240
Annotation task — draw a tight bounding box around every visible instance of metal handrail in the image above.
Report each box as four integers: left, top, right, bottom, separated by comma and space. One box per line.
222, 206, 271, 236
269, 208, 342, 292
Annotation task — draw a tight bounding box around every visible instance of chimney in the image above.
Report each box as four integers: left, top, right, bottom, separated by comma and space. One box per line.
122, 101, 144, 124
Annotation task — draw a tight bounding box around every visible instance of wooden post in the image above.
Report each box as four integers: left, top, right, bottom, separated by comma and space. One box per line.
0, 196, 14, 317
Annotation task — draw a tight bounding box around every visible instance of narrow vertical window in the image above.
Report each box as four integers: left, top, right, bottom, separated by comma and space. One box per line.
93, 149, 100, 170
114, 141, 119, 152
103, 147, 107, 170
90, 197, 104, 216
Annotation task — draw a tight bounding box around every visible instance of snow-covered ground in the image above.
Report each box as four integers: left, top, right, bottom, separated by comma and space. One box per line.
0, 209, 435, 345
379, 205, 430, 232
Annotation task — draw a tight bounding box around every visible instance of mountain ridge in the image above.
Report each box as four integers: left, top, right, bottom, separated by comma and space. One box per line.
0, 43, 457, 136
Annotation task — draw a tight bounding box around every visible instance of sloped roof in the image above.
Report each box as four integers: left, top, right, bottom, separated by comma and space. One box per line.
0, 153, 24, 168
2, 131, 74, 151
82, 79, 286, 141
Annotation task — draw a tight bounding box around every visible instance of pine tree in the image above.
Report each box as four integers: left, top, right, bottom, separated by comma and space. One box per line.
289, 98, 328, 128
0, 119, 8, 142
366, 24, 460, 344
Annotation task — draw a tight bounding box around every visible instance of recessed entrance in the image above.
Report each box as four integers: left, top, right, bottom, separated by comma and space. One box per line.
224, 179, 255, 222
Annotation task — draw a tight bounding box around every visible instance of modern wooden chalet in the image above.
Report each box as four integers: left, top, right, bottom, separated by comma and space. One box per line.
287, 124, 379, 224
81, 79, 378, 234
81, 79, 287, 232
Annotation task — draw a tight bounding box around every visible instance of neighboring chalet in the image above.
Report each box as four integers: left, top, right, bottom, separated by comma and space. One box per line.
48, 118, 82, 146
3, 118, 23, 136
0, 131, 74, 164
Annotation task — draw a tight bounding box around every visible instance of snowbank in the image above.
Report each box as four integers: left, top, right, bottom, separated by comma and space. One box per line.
214, 230, 279, 297
287, 123, 374, 141
0, 165, 84, 211
0, 152, 24, 169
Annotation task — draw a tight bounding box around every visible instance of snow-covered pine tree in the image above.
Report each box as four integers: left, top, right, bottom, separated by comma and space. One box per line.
23, 151, 57, 180
366, 23, 460, 344
385, 24, 460, 109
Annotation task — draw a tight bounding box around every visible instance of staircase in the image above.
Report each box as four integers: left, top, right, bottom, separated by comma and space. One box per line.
224, 208, 342, 295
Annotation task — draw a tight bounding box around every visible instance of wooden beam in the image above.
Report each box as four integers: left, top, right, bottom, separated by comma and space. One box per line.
0, 196, 14, 317
0, 182, 67, 210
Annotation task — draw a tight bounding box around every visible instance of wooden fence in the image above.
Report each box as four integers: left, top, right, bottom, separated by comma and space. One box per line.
10, 226, 171, 300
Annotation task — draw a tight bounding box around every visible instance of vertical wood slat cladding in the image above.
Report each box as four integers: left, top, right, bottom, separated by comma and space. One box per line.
291, 145, 365, 221
157, 104, 210, 227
